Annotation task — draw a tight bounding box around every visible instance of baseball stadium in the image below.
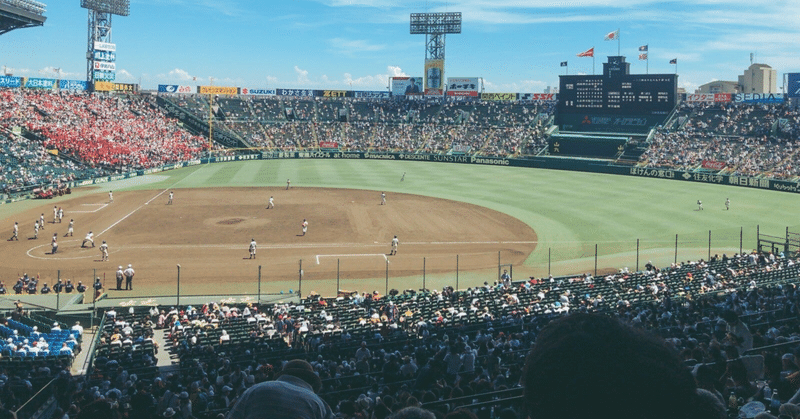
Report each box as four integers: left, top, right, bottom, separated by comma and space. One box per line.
2, 1, 800, 418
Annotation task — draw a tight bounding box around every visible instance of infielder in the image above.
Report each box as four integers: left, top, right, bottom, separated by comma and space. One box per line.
123, 264, 134, 290
697, 200, 703, 211
301, 219, 308, 236
381, 192, 386, 205
10, 222, 18, 241
34, 221, 39, 239
168, 191, 173, 205
51, 234, 58, 254
99, 240, 109, 261
66, 219, 74, 237
267, 196, 274, 209
725, 198, 730, 210
390, 235, 399, 255
249, 238, 257, 259
39, 214, 45, 230
109, 190, 113, 203
115, 266, 124, 290
81, 231, 94, 248
58, 207, 63, 223
53, 206, 58, 223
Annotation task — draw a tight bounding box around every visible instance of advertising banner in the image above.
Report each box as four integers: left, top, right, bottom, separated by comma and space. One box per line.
701, 160, 726, 170
391, 77, 423, 96
446, 77, 479, 97
24, 78, 56, 89
481, 93, 517, 101
93, 71, 115, 81
424, 59, 444, 95
240, 88, 276, 96
685, 93, 731, 103
732, 93, 785, 104
354, 91, 391, 99
94, 82, 137, 92
276, 88, 314, 97
319, 141, 339, 149
0, 76, 22, 88
93, 61, 116, 71
59, 80, 89, 91
788, 73, 800, 98
93, 50, 116, 62
318, 90, 349, 98
198, 86, 239, 95
93, 41, 116, 51
519, 93, 557, 101
158, 85, 194, 94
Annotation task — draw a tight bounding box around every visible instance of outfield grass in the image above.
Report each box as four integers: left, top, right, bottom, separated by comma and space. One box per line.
4, 159, 798, 279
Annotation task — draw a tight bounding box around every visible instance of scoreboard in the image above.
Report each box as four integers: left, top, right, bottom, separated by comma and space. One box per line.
557, 56, 677, 133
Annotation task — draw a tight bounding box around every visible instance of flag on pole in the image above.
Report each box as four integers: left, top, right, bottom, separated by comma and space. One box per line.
577, 47, 594, 57
669, 58, 678, 64
604, 30, 619, 41
638, 53, 648, 60
560, 61, 568, 67
638, 45, 648, 52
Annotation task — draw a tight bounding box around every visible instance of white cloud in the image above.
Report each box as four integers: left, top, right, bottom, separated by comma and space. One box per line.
163, 68, 194, 81
294, 66, 311, 85
116, 69, 136, 82
327, 38, 386, 56
483, 78, 548, 93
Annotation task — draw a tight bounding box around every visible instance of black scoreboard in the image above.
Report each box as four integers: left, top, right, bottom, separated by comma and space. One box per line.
557, 56, 677, 133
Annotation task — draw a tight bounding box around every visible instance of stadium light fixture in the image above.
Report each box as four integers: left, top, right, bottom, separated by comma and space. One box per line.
1, 0, 47, 15
410, 12, 461, 35
80, 0, 128, 16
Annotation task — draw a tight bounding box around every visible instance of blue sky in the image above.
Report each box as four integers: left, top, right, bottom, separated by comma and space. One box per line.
1, 0, 798, 93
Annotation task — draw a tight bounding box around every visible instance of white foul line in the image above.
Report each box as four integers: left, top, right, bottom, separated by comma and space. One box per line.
71, 203, 109, 213
316, 254, 388, 265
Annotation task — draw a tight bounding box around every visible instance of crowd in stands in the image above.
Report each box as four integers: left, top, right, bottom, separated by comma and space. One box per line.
640, 101, 800, 179
6, 250, 800, 418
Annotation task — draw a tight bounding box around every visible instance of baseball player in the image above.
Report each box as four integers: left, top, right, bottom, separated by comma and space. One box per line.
34, 221, 39, 239
697, 200, 703, 211
301, 219, 308, 236
58, 207, 63, 223
53, 206, 58, 223
168, 191, 173, 205
267, 196, 274, 209
725, 198, 730, 210
66, 219, 74, 237
401, 172, 405, 181
381, 192, 386, 205
286, 179, 291, 190
123, 264, 135, 290
109, 190, 113, 203
390, 235, 399, 255
81, 231, 94, 248
39, 214, 45, 230
115, 266, 124, 290
9, 222, 18, 241
249, 238, 257, 259
99, 240, 109, 261
51, 233, 58, 254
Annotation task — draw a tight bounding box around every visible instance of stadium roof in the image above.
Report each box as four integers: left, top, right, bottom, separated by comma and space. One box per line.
0, 0, 46, 35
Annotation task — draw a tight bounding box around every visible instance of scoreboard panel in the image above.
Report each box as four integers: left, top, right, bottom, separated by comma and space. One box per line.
557, 56, 677, 133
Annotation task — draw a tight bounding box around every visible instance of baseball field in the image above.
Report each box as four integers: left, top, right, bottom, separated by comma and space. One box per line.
0, 159, 798, 300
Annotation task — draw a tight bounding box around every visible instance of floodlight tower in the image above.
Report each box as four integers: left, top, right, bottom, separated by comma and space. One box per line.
410, 12, 461, 95
80, 0, 129, 84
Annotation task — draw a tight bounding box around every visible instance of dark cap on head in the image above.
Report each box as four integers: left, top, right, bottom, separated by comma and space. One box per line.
275, 359, 322, 393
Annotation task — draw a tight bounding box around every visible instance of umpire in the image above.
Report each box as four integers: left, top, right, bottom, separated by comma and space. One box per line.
116, 266, 124, 290
123, 264, 135, 290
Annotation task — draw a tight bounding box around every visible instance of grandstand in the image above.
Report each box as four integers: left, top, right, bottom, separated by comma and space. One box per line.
0, 0, 45, 35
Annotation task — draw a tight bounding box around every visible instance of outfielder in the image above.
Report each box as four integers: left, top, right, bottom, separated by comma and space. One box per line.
249, 238, 257, 259
58, 207, 63, 223
53, 206, 58, 223
267, 196, 274, 209
390, 236, 399, 255
66, 219, 74, 237
34, 221, 39, 239
109, 190, 113, 203
286, 179, 291, 190
115, 266, 124, 290
99, 240, 109, 261
381, 192, 386, 205
81, 231, 94, 248
725, 198, 730, 210
697, 200, 703, 211
39, 214, 45, 230
401, 172, 405, 181
301, 219, 308, 236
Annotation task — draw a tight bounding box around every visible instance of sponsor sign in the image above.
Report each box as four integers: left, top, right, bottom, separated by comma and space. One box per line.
451, 144, 472, 154
276, 88, 314, 97
93, 50, 116, 62
93, 71, 115, 81
424, 59, 444, 95
59, 80, 89, 91
685, 93, 731, 103
391, 77, 423, 96
446, 77, 479, 97
0, 76, 22, 88
788, 73, 800, 98
158, 85, 193, 93
93, 61, 116, 71
319, 141, 339, 149
481, 93, 516, 101
94, 82, 137, 92
320, 90, 349, 98
24, 78, 56, 89
198, 86, 239, 95
701, 160, 726, 170
519, 93, 557, 101
93, 41, 116, 51
240, 88, 276, 95
733, 93, 785, 104
354, 91, 391, 99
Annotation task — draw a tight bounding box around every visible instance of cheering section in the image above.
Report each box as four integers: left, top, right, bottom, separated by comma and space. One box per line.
0, 89, 207, 169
